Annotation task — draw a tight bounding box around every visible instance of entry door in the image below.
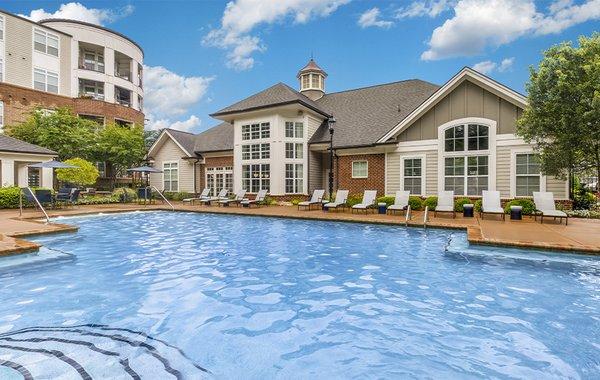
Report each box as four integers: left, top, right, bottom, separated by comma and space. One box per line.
206, 167, 233, 196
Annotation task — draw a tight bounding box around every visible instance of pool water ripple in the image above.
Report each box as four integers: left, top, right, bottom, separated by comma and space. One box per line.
0, 211, 598, 379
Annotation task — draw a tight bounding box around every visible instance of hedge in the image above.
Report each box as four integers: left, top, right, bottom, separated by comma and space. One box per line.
0, 187, 25, 208
454, 197, 473, 212
504, 199, 536, 215
424, 196, 438, 210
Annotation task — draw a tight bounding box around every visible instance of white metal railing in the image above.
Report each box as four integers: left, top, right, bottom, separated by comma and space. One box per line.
20, 187, 50, 224
405, 204, 411, 226
423, 205, 429, 228
150, 186, 174, 211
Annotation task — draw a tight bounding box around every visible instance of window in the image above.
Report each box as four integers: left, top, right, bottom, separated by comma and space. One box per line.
206, 166, 233, 195
82, 50, 104, 72
28, 168, 40, 187
163, 162, 178, 192
444, 156, 488, 196
241, 122, 270, 140
34, 29, 59, 57
0, 58, 3, 81
285, 164, 303, 193
352, 161, 368, 178
0, 101, 4, 130
242, 143, 269, 160
79, 79, 104, 100
138, 95, 143, 111
516, 153, 541, 196
467, 156, 488, 195
468, 124, 489, 151
403, 158, 422, 195
444, 157, 465, 194
285, 122, 303, 138
80, 114, 104, 126
34, 68, 59, 93
242, 164, 270, 193
302, 74, 310, 89
311, 74, 321, 89
445, 124, 489, 152
138, 63, 143, 88
285, 143, 303, 159
115, 86, 131, 106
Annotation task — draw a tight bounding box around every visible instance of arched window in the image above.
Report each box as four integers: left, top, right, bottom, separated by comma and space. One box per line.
444, 124, 489, 152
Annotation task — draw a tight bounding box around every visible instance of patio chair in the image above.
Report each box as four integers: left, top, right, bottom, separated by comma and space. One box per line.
533, 191, 568, 225
199, 188, 228, 206
219, 189, 246, 207
66, 189, 81, 207
387, 191, 410, 215
351, 190, 378, 213
298, 189, 325, 211
137, 187, 154, 204
241, 189, 268, 208
35, 189, 55, 209
434, 190, 456, 218
183, 188, 210, 205
480, 190, 505, 221
323, 190, 349, 212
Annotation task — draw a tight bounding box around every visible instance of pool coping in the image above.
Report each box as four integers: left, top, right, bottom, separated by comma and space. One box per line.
1, 205, 599, 257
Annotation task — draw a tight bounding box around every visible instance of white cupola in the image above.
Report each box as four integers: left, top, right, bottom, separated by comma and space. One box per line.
297, 58, 327, 101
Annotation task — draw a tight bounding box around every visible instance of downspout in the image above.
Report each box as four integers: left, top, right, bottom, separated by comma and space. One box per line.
334, 151, 339, 191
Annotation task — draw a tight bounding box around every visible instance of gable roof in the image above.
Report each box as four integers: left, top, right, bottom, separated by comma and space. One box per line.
194, 122, 233, 153
165, 129, 197, 157
309, 79, 440, 148
210, 82, 330, 118
377, 67, 528, 143
0, 135, 57, 155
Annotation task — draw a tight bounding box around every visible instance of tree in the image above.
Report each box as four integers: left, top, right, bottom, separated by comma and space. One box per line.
56, 158, 99, 187
96, 123, 146, 184
144, 128, 163, 150
4, 107, 99, 161
517, 33, 600, 197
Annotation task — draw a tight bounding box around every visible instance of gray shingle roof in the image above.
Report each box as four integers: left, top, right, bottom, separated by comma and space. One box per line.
210, 83, 330, 117
165, 129, 197, 156
193, 122, 233, 153
0, 135, 57, 155
309, 79, 440, 148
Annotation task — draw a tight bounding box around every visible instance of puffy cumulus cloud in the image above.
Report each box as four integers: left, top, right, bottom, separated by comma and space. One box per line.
143, 66, 213, 132
472, 57, 515, 74
358, 7, 394, 28
421, 0, 600, 60
203, 0, 350, 70
20, 2, 134, 25
396, 0, 453, 19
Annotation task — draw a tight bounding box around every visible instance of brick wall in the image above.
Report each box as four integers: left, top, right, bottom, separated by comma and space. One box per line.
0, 82, 144, 126
335, 153, 385, 197
197, 155, 233, 191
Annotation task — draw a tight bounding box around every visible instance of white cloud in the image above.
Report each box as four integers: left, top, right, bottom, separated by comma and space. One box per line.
472, 57, 514, 74
20, 2, 134, 25
143, 66, 213, 132
358, 8, 394, 28
204, 0, 350, 70
396, 0, 452, 19
421, 0, 600, 60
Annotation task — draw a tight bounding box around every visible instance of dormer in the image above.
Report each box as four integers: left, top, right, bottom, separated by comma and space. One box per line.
297, 59, 327, 101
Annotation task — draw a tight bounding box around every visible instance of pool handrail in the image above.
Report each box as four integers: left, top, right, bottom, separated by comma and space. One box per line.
20, 187, 51, 224
405, 204, 411, 226
423, 205, 429, 228
150, 185, 175, 211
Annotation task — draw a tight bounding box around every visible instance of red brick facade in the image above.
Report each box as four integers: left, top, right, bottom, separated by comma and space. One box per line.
334, 153, 385, 197
0, 82, 144, 126
195, 155, 234, 192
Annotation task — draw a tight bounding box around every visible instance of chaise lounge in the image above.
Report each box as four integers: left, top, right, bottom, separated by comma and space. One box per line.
480, 190, 505, 220
434, 190, 455, 218
219, 189, 246, 207
298, 189, 325, 211
533, 191, 569, 225
323, 190, 349, 212
199, 188, 228, 206
351, 190, 378, 213
387, 191, 410, 216
241, 189, 268, 208
183, 188, 211, 205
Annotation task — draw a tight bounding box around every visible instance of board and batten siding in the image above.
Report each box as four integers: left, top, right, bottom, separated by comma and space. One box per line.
308, 151, 323, 193
398, 80, 523, 142
149, 138, 195, 193
386, 150, 437, 196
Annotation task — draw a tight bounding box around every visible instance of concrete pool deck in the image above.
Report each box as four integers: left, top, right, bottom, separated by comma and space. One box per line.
0, 203, 599, 256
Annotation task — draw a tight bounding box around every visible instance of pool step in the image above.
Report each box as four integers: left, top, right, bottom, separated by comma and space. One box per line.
0, 247, 74, 271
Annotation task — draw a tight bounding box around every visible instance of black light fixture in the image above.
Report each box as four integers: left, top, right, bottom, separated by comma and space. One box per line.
327, 116, 336, 201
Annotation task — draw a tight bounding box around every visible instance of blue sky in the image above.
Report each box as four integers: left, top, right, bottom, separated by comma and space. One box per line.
6, 1, 600, 133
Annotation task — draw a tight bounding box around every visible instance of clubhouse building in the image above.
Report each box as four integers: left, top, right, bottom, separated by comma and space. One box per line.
147, 60, 568, 201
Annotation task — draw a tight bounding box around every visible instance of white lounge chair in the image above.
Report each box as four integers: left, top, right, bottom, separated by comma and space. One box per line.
200, 188, 228, 206
183, 188, 210, 205
480, 190, 505, 220
352, 190, 378, 213
241, 189, 268, 208
298, 189, 325, 211
533, 191, 568, 225
434, 190, 455, 218
219, 189, 246, 207
324, 190, 349, 212
387, 191, 410, 215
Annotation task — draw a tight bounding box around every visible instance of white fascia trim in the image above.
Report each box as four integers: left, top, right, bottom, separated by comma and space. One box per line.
378, 67, 528, 144
496, 133, 528, 147
148, 130, 194, 158
400, 153, 427, 196
395, 139, 438, 153
509, 148, 546, 198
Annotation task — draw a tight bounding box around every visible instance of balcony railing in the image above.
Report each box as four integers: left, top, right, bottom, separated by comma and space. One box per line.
115, 71, 131, 82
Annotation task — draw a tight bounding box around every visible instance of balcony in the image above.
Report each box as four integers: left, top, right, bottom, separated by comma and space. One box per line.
115, 86, 132, 107
78, 79, 105, 101
79, 42, 105, 73
114, 51, 132, 82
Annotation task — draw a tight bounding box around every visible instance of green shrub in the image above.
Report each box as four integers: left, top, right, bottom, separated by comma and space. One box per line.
163, 191, 194, 201
474, 199, 482, 212
454, 197, 473, 212
290, 198, 301, 206
346, 195, 363, 207
424, 196, 438, 210
376, 196, 395, 206
408, 196, 423, 211
504, 199, 536, 215
77, 195, 120, 205
0, 187, 25, 208
112, 187, 136, 202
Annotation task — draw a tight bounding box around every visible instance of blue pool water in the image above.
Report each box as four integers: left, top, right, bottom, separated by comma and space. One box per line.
0, 211, 598, 379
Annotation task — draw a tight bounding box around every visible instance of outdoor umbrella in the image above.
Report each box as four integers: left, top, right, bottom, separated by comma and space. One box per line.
28, 160, 78, 189
126, 166, 163, 186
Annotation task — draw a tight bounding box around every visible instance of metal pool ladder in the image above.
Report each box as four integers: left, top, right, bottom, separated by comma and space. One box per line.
19, 187, 51, 224
150, 186, 175, 211
423, 206, 429, 228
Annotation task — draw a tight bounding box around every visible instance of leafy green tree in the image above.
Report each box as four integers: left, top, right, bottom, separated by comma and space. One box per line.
517, 33, 600, 197
56, 158, 99, 187
96, 123, 146, 183
4, 107, 99, 160
144, 129, 163, 150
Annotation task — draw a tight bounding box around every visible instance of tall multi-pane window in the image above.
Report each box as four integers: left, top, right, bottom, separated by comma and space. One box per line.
285, 143, 303, 159
34, 29, 59, 57
241, 122, 270, 140
302, 74, 310, 89
34, 68, 59, 93
163, 162, 178, 192
28, 168, 40, 187
83, 51, 104, 72
285, 122, 303, 138
516, 153, 541, 196
467, 156, 489, 195
206, 167, 233, 195
444, 157, 465, 194
242, 143, 269, 160
403, 158, 422, 195
242, 164, 270, 192
285, 164, 303, 193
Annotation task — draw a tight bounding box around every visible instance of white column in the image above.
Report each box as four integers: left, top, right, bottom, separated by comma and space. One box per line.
17, 163, 29, 187
1, 159, 15, 187
42, 167, 53, 189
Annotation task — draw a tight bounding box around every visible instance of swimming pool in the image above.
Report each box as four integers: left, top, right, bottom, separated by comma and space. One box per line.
0, 211, 598, 379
